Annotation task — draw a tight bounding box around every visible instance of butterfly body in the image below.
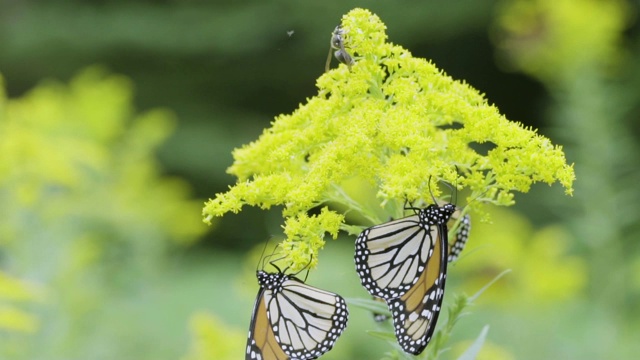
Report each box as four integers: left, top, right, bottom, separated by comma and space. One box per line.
354, 203, 456, 355
246, 270, 348, 360
447, 210, 471, 263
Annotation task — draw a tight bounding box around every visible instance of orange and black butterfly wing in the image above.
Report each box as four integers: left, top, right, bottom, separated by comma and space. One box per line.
246, 287, 288, 360
269, 278, 348, 359
247, 272, 349, 360
355, 203, 454, 355
387, 221, 448, 355
355, 214, 436, 300
370, 208, 470, 324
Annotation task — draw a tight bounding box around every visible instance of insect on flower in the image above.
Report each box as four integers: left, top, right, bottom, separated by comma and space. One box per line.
354, 198, 469, 355
325, 25, 355, 72
246, 258, 349, 360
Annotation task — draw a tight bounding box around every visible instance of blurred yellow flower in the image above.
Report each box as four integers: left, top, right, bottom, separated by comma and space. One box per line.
182, 312, 245, 360
0, 68, 207, 355
0, 271, 43, 334
454, 208, 586, 306
0, 306, 39, 334
493, 0, 630, 82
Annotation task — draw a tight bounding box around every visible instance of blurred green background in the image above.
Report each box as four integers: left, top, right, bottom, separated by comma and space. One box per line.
1, 0, 640, 359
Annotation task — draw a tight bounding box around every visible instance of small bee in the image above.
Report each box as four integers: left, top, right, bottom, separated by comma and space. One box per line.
325, 25, 355, 72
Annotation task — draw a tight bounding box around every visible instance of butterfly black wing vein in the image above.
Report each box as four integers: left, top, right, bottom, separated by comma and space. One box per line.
354, 203, 455, 355
355, 214, 438, 299
371, 210, 471, 323
246, 270, 348, 360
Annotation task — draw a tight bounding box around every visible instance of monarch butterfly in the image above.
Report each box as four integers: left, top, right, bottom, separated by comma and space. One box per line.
354, 201, 462, 355
370, 206, 471, 323
246, 266, 349, 360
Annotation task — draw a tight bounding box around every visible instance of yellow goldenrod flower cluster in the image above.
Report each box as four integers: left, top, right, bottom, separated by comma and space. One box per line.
203, 8, 574, 271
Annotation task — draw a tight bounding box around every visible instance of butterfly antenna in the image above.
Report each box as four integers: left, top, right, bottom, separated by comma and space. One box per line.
403, 197, 421, 215
302, 258, 311, 283
257, 237, 274, 273
427, 175, 439, 205
263, 240, 285, 273
268, 255, 285, 274
291, 255, 313, 282
453, 165, 460, 206
440, 181, 455, 204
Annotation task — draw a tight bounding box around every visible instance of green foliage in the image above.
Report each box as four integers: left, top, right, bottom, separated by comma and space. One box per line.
435, 2, 640, 356
203, 8, 574, 272
0, 68, 207, 358
456, 326, 489, 360
455, 208, 587, 306
495, 0, 640, 319
0, 272, 42, 334
493, 0, 630, 83
351, 270, 510, 360
182, 312, 245, 360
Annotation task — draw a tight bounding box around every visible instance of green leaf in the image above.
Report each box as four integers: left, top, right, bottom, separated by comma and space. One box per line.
468, 269, 511, 303
456, 325, 490, 360
346, 297, 389, 315
366, 330, 398, 342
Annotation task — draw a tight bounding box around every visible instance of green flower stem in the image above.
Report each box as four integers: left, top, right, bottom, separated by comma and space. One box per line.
327, 183, 383, 226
